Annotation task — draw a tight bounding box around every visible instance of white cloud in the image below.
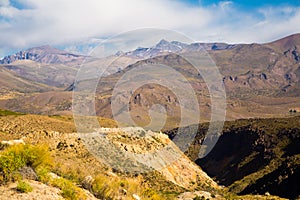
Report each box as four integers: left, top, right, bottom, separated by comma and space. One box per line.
0, 0, 300, 56
0, 6, 19, 17
0, 0, 9, 6
218, 1, 233, 11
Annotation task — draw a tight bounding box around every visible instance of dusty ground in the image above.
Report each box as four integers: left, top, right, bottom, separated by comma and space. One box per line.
0, 180, 63, 200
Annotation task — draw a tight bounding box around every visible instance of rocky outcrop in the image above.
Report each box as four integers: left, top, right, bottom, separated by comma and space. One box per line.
82, 127, 218, 190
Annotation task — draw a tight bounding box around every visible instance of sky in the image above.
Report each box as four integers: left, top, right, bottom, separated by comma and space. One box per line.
0, 0, 300, 57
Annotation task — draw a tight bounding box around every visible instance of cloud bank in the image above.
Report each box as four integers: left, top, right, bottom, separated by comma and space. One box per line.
0, 0, 300, 56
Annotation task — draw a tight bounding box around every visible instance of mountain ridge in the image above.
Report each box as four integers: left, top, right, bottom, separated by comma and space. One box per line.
1, 33, 299, 68
0, 45, 87, 66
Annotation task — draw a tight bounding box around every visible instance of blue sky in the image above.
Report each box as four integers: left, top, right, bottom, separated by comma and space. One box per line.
185, 0, 300, 7
0, 0, 300, 57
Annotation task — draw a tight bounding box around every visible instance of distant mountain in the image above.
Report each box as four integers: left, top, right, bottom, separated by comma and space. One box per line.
267, 33, 300, 51
0, 45, 141, 88
0, 39, 238, 71
0, 66, 53, 94
123, 39, 184, 58
124, 39, 236, 59
0, 45, 86, 66
2, 60, 78, 88
209, 33, 300, 97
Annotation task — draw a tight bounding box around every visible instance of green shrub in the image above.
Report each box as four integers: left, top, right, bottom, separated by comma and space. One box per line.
52, 178, 86, 200
35, 167, 51, 184
0, 144, 53, 183
16, 180, 33, 193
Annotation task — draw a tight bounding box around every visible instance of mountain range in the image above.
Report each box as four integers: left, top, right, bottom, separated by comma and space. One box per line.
0, 33, 300, 120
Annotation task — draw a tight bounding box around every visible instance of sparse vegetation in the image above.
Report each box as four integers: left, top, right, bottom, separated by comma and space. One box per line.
142, 188, 166, 200
0, 109, 23, 116
91, 175, 115, 199
16, 180, 33, 193
51, 177, 87, 200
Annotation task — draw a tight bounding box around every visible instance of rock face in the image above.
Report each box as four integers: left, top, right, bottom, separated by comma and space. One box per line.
160, 154, 218, 189
19, 167, 38, 180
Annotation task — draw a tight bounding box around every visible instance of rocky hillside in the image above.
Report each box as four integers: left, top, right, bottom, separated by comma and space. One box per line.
89, 32, 300, 124
0, 110, 291, 199
213, 34, 300, 98
0, 65, 54, 95
82, 127, 218, 190
0, 111, 224, 199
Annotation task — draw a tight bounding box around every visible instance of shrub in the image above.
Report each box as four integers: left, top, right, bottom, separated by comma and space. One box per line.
142, 188, 165, 200
35, 167, 51, 184
53, 163, 87, 184
0, 144, 53, 183
36, 165, 87, 200
16, 180, 33, 193
92, 175, 114, 200
52, 178, 86, 200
